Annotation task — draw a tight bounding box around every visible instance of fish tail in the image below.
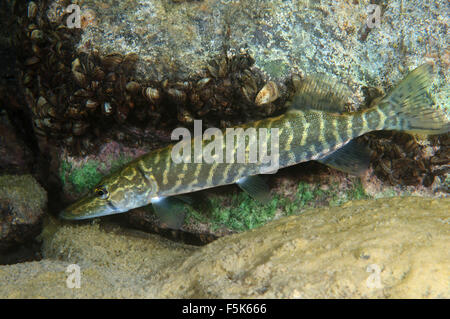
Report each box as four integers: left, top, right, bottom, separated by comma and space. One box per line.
374, 63, 449, 135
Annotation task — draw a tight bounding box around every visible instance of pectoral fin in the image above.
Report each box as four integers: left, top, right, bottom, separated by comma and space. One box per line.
317, 140, 371, 176
151, 197, 186, 229
173, 194, 195, 205
236, 175, 271, 204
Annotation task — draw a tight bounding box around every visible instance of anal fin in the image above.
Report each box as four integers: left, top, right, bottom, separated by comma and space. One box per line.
236, 175, 271, 204
317, 140, 371, 176
151, 197, 186, 229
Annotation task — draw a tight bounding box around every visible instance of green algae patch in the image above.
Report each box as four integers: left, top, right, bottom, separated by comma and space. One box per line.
59, 155, 133, 194
329, 180, 370, 206
185, 178, 372, 233
60, 159, 103, 194
281, 181, 327, 215
68, 161, 103, 193
210, 193, 278, 232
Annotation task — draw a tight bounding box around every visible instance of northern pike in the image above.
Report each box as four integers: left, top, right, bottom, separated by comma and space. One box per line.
60, 64, 449, 227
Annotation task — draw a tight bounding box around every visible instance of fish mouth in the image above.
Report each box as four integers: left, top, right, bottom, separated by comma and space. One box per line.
59, 206, 117, 220
59, 195, 117, 220
59, 208, 98, 220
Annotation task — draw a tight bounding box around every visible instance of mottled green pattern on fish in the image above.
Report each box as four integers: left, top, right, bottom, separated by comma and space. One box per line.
60, 63, 449, 221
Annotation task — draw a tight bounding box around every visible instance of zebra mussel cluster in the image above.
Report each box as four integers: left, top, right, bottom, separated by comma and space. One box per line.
16, 1, 285, 155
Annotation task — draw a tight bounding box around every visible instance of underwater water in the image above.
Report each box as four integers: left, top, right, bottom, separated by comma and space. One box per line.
0, 0, 448, 299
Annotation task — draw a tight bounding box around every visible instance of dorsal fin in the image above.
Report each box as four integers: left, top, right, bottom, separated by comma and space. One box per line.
287, 75, 352, 114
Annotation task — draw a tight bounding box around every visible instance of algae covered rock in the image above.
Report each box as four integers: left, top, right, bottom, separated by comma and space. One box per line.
0, 175, 47, 253
0, 196, 448, 298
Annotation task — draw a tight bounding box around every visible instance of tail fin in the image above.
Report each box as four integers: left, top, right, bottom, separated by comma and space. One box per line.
377, 63, 449, 135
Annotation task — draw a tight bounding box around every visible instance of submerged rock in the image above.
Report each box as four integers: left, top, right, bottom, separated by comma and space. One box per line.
0, 112, 34, 175
0, 175, 47, 257
0, 196, 448, 298
70, 0, 449, 92
18, 0, 449, 157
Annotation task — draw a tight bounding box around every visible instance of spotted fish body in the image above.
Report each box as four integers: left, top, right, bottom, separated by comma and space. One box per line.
60, 64, 449, 222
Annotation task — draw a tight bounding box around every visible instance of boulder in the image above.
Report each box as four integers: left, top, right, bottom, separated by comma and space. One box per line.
0, 175, 47, 256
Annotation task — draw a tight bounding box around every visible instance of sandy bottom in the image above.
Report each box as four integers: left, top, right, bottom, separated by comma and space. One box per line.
0, 196, 448, 298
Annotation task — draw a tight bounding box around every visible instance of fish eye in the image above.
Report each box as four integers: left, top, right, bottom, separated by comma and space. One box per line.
94, 186, 109, 199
